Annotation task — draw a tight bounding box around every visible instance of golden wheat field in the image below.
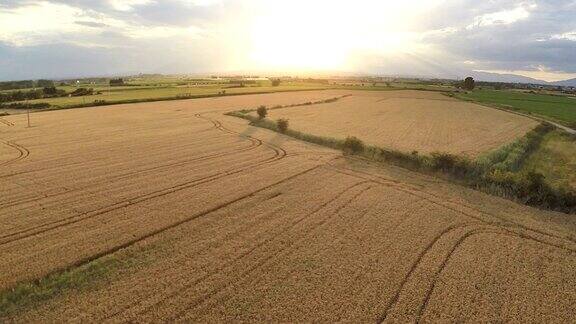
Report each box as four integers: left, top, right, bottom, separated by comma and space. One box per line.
260, 90, 538, 157
1, 90, 576, 322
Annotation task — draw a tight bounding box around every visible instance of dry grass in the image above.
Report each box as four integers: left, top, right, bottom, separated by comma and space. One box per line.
0, 90, 575, 322
258, 90, 538, 157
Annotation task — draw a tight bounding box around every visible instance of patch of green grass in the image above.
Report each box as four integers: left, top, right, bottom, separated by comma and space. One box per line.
522, 130, 576, 189
455, 89, 576, 126
0, 244, 159, 319
477, 123, 554, 172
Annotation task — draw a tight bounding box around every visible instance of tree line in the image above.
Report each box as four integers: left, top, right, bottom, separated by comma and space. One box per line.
0, 79, 55, 91
0, 87, 96, 103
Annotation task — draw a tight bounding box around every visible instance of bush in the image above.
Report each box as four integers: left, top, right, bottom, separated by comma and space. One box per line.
277, 118, 289, 133
430, 152, 458, 171
109, 78, 125, 86
257, 105, 267, 119
70, 88, 94, 97
93, 100, 107, 106
343, 136, 365, 154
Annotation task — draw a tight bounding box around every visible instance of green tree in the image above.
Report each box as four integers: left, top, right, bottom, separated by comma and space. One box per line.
37, 79, 55, 87
109, 78, 125, 86
463, 77, 475, 90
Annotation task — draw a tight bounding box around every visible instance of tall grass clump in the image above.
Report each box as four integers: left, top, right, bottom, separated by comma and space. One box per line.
343, 136, 365, 154
477, 123, 553, 172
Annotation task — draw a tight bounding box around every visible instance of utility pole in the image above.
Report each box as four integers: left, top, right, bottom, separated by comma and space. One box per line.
25, 97, 31, 127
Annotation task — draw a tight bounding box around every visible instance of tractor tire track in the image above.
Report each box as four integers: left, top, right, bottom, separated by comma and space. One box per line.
108, 181, 370, 321
332, 165, 576, 251
183, 185, 379, 322
413, 227, 503, 322
0, 140, 29, 167
333, 156, 576, 245
377, 222, 478, 323
382, 222, 575, 323
2, 165, 323, 297
0, 135, 261, 209
165, 183, 374, 322
412, 226, 564, 322
0, 149, 277, 245
0, 128, 231, 179
0, 118, 14, 126
0, 116, 286, 245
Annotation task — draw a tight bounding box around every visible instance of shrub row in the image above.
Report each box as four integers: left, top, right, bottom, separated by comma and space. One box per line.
228, 95, 351, 117
477, 123, 554, 172
228, 111, 576, 214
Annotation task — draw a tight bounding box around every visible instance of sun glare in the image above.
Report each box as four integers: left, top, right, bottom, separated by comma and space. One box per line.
247, 0, 441, 72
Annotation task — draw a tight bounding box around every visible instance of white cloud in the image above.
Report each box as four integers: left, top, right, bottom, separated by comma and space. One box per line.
468, 4, 535, 29
0, 0, 575, 80
0, 1, 203, 47
0, 1, 84, 45
108, 0, 154, 11
125, 25, 202, 39
551, 32, 576, 41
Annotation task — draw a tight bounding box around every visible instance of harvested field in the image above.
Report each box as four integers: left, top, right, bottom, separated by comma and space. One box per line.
258, 90, 538, 157
1, 90, 575, 322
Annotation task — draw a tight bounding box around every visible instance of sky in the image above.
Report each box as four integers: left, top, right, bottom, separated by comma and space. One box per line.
0, 0, 575, 82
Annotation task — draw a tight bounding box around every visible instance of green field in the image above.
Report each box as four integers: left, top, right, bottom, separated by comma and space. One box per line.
522, 130, 576, 189
456, 89, 576, 126
14, 82, 329, 108
5, 77, 455, 110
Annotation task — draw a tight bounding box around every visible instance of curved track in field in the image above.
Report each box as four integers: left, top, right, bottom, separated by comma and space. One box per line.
0, 139, 29, 167
0, 132, 261, 209
103, 181, 372, 321
3, 90, 576, 323
0, 114, 286, 246
0, 118, 15, 126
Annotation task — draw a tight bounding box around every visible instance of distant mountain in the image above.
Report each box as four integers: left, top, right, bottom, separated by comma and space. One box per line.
469, 71, 548, 84
552, 78, 576, 87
